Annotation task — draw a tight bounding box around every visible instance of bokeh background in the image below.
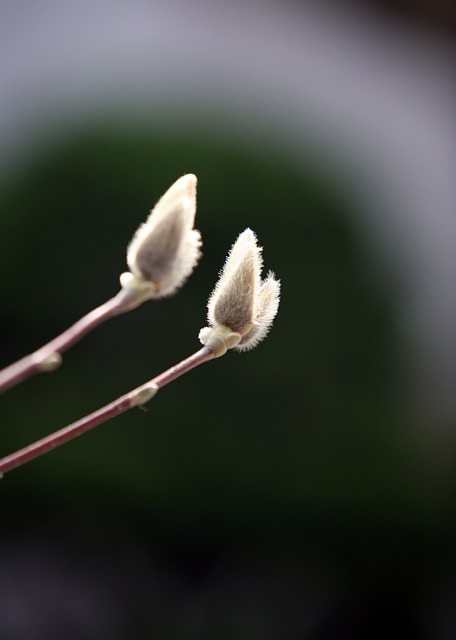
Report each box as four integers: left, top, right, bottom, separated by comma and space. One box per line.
1, 1, 455, 638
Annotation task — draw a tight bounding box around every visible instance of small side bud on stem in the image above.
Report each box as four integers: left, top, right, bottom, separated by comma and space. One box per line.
36, 352, 63, 373
0, 175, 201, 395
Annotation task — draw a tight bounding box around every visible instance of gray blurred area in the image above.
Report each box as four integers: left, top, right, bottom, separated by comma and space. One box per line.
0, 1, 455, 638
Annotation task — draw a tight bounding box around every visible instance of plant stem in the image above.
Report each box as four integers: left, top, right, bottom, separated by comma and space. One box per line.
0, 346, 215, 477
0, 288, 140, 395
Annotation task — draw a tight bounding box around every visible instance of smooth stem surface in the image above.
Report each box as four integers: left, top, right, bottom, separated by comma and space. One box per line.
0, 288, 137, 395
0, 346, 214, 476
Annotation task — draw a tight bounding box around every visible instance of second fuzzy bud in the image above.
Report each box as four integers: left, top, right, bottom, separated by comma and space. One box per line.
199, 228, 280, 357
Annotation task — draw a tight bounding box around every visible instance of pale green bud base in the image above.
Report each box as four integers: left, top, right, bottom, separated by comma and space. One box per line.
199, 325, 242, 358
119, 272, 158, 309
36, 352, 63, 373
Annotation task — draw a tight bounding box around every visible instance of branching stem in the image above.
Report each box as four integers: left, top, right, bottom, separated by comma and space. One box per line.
0, 346, 214, 477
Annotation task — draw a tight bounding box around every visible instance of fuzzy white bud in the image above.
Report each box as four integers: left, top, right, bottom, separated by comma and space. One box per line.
199, 228, 280, 356
121, 174, 201, 301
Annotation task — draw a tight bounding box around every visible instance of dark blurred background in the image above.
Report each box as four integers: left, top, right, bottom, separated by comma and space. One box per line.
1, 1, 455, 638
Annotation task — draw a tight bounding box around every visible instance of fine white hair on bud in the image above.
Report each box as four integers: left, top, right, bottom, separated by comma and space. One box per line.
199, 228, 280, 357
236, 271, 280, 350
120, 174, 201, 301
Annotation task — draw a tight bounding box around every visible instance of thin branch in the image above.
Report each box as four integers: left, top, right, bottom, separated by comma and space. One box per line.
0, 346, 215, 477
0, 288, 139, 395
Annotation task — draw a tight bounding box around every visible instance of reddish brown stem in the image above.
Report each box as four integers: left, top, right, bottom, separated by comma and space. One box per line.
0, 346, 214, 476
0, 289, 138, 395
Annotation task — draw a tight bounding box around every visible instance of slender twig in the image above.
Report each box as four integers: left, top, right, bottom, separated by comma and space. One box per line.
0, 346, 215, 477
0, 288, 140, 395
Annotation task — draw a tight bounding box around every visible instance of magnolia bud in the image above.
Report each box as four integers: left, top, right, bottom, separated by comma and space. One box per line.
199, 229, 280, 355
121, 174, 201, 301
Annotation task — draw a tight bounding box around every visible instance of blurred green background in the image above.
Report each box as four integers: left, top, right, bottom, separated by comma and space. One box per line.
1, 126, 454, 639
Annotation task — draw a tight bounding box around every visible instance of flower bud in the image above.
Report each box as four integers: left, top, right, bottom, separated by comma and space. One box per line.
199, 229, 280, 356
120, 174, 201, 301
